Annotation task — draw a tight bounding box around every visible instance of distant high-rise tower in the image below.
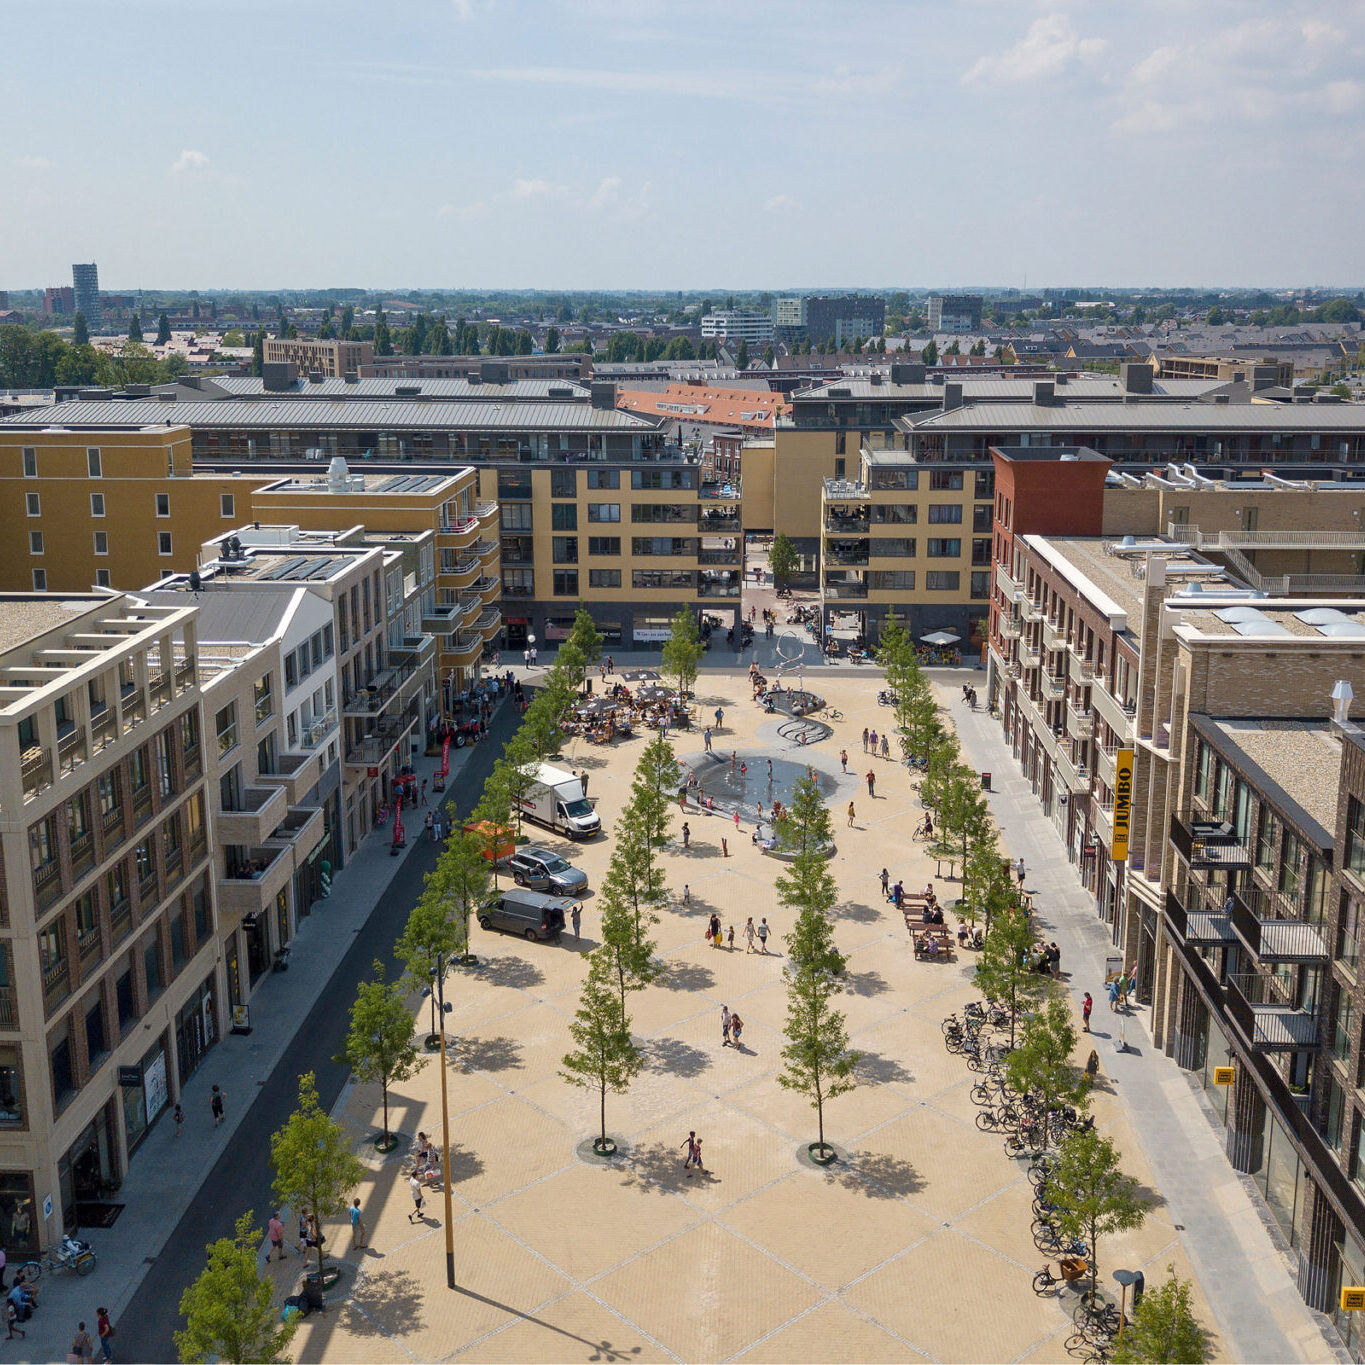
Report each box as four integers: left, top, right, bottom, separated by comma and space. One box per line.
72, 262, 101, 326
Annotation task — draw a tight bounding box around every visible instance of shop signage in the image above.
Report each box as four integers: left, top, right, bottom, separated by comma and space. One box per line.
1111, 748, 1134, 862
633, 628, 672, 643
118, 1066, 142, 1088
1343, 1288, 1365, 1311
1213, 1066, 1235, 1086
231, 1003, 252, 1034
144, 1050, 169, 1121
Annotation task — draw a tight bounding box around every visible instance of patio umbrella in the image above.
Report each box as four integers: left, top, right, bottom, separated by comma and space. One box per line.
921, 630, 960, 646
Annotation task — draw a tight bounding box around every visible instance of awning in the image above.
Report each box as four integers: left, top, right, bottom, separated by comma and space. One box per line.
921, 630, 960, 646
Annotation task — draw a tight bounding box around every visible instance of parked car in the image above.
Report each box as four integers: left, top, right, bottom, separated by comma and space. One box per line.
477, 888, 568, 941
506, 847, 589, 895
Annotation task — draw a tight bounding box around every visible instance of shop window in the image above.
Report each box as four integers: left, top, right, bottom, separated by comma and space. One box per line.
50, 1025, 76, 1112
143, 936, 164, 1004
0, 1046, 22, 1126
115, 965, 136, 1038
84, 995, 109, 1073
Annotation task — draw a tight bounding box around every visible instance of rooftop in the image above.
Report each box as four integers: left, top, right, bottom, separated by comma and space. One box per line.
1204, 717, 1342, 840
897, 399, 1365, 433
209, 375, 591, 401
0, 596, 110, 657
794, 376, 1224, 402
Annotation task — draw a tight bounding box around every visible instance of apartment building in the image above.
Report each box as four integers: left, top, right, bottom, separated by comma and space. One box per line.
803, 295, 886, 348
926, 294, 982, 332
1157, 356, 1293, 388
361, 354, 589, 382
71, 263, 100, 327
261, 337, 374, 378
0, 594, 213, 1248
700, 311, 774, 345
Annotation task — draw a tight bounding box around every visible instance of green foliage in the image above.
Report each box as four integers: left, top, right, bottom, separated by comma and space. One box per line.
568, 606, 604, 672
72, 312, 89, 346
974, 905, 1050, 1046
175, 1210, 296, 1364
560, 949, 643, 1146
156, 312, 172, 345
961, 825, 1015, 928
396, 867, 468, 1040
921, 338, 938, 366
545, 325, 561, 353
339, 961, 423, 1144
938, 763, 992, 869
1111, 1264, 1210, 1364
374, 308, 392, 356
660, 608, 703, 698
736, 338, 749, 370
268, 1073, 366, 1284
768, 532, 799, 589
774, 775, 838, 904
1050, 1127, 1150, 1301
221, 328, 245, 347
1003, 995, 1089, 1119
469, 761, 515, 883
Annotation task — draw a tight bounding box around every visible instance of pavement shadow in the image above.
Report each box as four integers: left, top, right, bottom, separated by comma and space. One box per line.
836, 899, 885, 923
833, 1151, 926, 1199
659, 960, 716, 992
843, 968, 890, 997
447, 1141, 485, 1186
616, 1139, 717, 1196
450, 1284, 647, 1362
345, 1264, 425, 1339
854, 1051, 914, 1085
479, 955, 546, 991
644, 1036, 712, 1078
452, 1033, 525, 1074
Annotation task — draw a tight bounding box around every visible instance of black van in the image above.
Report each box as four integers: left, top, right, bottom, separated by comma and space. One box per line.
477, 888, 568, 942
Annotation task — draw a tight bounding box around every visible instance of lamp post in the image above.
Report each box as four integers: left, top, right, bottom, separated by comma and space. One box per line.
422, 960, 457, 1290
1112, 1267, 1138, 1349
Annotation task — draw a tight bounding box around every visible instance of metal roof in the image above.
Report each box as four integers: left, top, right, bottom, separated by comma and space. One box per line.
897, 400, 1365, 432
795, 377, 1223, 402
4, 399, 662, 433
211, 376, 590, 401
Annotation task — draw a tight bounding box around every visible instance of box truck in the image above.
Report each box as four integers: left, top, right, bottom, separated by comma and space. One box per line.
517, 763, 601, 839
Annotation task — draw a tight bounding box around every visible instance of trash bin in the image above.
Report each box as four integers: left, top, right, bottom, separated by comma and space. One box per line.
1131, 1269, 1145, 1309
981, 771, 991, 791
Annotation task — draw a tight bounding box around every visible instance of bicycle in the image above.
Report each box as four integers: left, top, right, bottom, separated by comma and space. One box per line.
1032, 1256, 1087, 1296
19, 1235, 97, 1279
823, 707, 844, 721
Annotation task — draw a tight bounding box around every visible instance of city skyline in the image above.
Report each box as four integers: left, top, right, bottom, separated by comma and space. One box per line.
4, 0, 1363, 290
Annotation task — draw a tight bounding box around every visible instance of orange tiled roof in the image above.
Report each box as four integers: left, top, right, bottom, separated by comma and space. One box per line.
614, 384, 784, 432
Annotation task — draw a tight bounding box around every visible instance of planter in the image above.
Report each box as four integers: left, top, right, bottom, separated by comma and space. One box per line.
807, 1142, 838, 1166
424, 1033, 447, 1052
373, 1133, 400, 1154
592, 1137, 618, 1156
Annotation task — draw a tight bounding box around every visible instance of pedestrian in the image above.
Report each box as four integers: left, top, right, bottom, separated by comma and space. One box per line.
703, 726, 713, 752
95, 1309, 114, 1364
881, 734, 889, 759
523, 648, 530, 668
349, 1197, 367, 1250
757, 917, 770, 953
733, 807, 741, 830
1081, 991, 1093, 1032
893, 881, 904, 911
731, 750, 738, 772
296, 1208, 311, 1256
722, 837, 729, 857
531, 646, 538, 666
847, 801, 856, 826
727, 923, 735, 949
682, 1129, 699, 1172
715, 706, 724, 729
682, 821, 691, 849
683, 884, 690, 904
866, 770, 876, 797
607, 654, 614, 673
571, 903, 582, 940
744, 917, 756, 951
721, 1005, 732, 1046
708, 913, 721, 946
862, 727, 869, 753
173, 1102, 184, 1137
766, 758, 773, 781
267, 1212, 287, 1261
1048, 941, 1061, 977
408, 1172, 425, 1223
5, 1299, 22, 1341
210, 1084, 225, 1126
1016, 857, 1026, 886
72, 1322, 94, 1364
730, 1014, 743, 1049
420, 778, 429, 806
424, 811, 435, 839
1107, 977, 1120, 1012
869, 728, 877, 753
693, 1138, 706, 1173
580, 770, 590, 798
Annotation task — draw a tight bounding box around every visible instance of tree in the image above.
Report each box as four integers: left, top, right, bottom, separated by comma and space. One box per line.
660, 607, 703, 699
339, 961, 423, 1149
269, 1072, 366, 1285
1205, 306, 1226, 326
921, 338, 938, 366
221, 328, 245, 347
1003, 994, 1089, 1126
938, 763, 993, 872
768, 532, 799, 591
1111, 1264, 1210, 1364
250, 328, 265, 376
1050, 1128, 1150, 1304
545, 325, 561, 353
761, 342, 775, 368
72, 312, 89, 346
736, 338, 749, 370
560, 949, 643, 1150
156, 312, 172, 345
374, 308, 393, 356
567, 605, 604, 678
396, 888, 466, 1042
175, 1211, 296, 1364
128, 314, 144, 341
974, 905, 1050, 1046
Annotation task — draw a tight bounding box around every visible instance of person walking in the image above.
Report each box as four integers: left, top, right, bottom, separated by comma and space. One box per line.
683, 884, 690, 904
580, 770, 590, 798
408, 1172, 425, 1223
727, 923, 735, 950
682, 821, 691, 849
349, 1197, 367, 1250
72, 1322, 95, 1364
880, 734, 890, 760
693, 1137, 706, 1173
840, 748, 849, 773
424, 811, 435, 839
1081, 992, 1093, 1033
866, 770, 876, 797
744, 917, 756, 952
847, 801, 856, 826
210, 1084, 225, 1127
862, 727, 869, 753
1016, 857, 1026, 887
880, 867, 890, 899
95, 1309, 114, 1363
721, 1005, 732, 1046
703, 727, 713, 753
571, 903, 582, 940
173, 1103, 184, 1137
420, 778, 429, 806
893, 881, 905, 912
730, 1015, 743, 1050
708, 913, 721, 947
682, 1130, 699, 1173
1107, 977, 1120, 1012
869, 728, 878, 753
757, 917, 770, 953
267, 1212, 287, 1262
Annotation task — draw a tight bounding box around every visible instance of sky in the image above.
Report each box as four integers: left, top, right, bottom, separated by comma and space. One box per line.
3, 0, 1364, 291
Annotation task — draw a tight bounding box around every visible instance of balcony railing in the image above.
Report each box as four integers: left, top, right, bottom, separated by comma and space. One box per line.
342, 661, 418, 717
1090, 678, 1135, 741
1095, 743, 1118, 786
1019, 640, 1041, 669
825, 514, 871, 533
823, 581, 869, 600
1041, 618, 1067, 652
1065, 700, 1094, 739
1229, 886, 1330, 964
0, 985, 16, 1029
1170, 810, 1252, 869
22, 747, 52, 802
998, 614, 1022, 640
58, 727, 87, 775
1226, 972, 1320, 1052
1039, 671, 1066, 701
1068, 649, 1096, 684
1164, 889, 1237, 948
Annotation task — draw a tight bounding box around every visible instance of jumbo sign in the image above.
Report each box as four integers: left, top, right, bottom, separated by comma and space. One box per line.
1111, 749, 1134, 863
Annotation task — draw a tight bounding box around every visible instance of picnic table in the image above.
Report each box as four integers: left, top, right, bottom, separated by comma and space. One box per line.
913, 926, 956, 961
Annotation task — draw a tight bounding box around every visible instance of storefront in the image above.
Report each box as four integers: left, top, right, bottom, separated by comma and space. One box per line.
174, 972, 218, 1088
60, 1098, 120, 1231
120, 1034, 171, 1155
243, 911, 270, 985
0, 1172, 38, 1255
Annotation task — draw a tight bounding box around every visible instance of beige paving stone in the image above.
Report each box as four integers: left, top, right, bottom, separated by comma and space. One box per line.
735, 1299, 921, 1364
440, 1095, 575, 1207
591, 1220, 821, 1362
452, 1290, 674, 1363
725, 1064, 915, 1147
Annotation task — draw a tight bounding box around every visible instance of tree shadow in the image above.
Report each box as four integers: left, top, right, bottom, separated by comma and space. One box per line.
843, 968, 890, 997
836, 899, 885, 923
345, 1265, 425, 1337
446, 1141, 485, 1185
478, 955, 545, 990
643, 1036, 712, 1078
831, 1150, 926, 1199
616, 1139, 719, 1196
452, 1033, 525, 1073
658, 960, 716, 992
854, 1051, 914, 1085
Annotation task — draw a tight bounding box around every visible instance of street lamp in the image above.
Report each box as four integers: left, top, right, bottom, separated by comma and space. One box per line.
421, 961, 457, 1290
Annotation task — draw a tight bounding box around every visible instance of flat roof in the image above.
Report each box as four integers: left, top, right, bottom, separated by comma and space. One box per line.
1204, 718, 1341, 841
210, 376, 591, 401
795, 376, 1223, 402
0, 596, 107, 656
898, 399, 1365, 432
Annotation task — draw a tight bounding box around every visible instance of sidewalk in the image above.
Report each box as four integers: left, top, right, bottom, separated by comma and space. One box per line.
17, 731, 490, 1364
931, 670, 1336, 1365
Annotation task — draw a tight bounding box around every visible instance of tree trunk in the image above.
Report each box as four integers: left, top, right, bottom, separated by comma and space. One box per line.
382, 1080, 390, 1143
599, 1081, 607, 1146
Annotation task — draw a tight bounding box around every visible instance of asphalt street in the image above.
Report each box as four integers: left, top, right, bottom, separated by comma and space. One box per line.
120, 701, 521, 1362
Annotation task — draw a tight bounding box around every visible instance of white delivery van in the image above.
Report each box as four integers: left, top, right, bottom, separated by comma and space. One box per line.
517, 763, 601, 839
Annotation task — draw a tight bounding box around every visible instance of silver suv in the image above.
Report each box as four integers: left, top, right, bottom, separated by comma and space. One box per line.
507, 847, 589, 895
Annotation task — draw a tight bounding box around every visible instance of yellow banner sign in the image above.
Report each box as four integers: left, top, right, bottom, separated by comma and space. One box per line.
1111, 749, 1134, 862
1213, 1066, 1235, 1087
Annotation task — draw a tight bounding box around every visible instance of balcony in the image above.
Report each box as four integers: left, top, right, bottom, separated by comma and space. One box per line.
57, 727, 88, 775
1094, 802, 1114, 846
296, 711, 337, 751
995, 562, 1023, 602
474, 576, 500, 603
270, 803, 326, 862
22, 747, 52, 802
1020, 600, 1044, 623
475, 609, 502, 638
1095, 743, 1118, 786
1164, 890, 1237, 948
1230, 886, 1330, 964
343, 661, 418, 717
423, 602, 465, 634
826, 546, 870, 567
1019, 640, 1041, 669
437, 515, 480, 547
698, 547, 741, 566
699, 481, 741, 502
1039, 670, 1066, 702
825, 513, 871, 534
1054, 745, 1091, 795
217, 783, 289, 846
1090, 678, 1136, 742
345, 707, 420, 768
392, 632, 436, 664
823, 580, 869, 600
445, 634, 483, 665
1170, 810, 1252, 870
1067, 649, 1096, 685
698, 512, 741, 535
218, 845, 292, 922
1226, 972, 1320, 1052
1041, 618, 1067, 652
439, 556, 481, 586
998, 614, 1022, 640
258, 750, 323, 805
473, 539, 498, 562
1065, 699, 1095, 739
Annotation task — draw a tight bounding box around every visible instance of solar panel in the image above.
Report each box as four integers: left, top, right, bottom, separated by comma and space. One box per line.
261, 556, 307, 581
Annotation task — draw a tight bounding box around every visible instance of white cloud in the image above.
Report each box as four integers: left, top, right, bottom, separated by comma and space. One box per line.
13, 155, 54, 171
763, 194, 798, 213
963, 13, 1107, 85
438, 200, 489, 221
171, 149, 210, 173
511, 177, 566, 199
590, 176, 621, 210
1325, 79, 1365, 114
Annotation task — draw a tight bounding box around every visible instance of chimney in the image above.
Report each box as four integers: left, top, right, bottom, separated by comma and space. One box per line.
1333, 679, 1354, 725
591, 381, 617, 411
1120, 362, 1153, 394
942, 382, 963, 411
480, 360, 510, 385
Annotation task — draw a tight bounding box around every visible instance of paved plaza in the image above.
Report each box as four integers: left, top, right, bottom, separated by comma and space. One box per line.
270, 664, 1333, 1365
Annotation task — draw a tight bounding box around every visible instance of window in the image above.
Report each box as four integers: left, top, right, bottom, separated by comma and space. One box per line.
90, 492, 105, 517
215, 703, 238, 757
134, 841, 153, 883
29, 815, 57, 874
93, 531, 108, 556
588, 504, 621, 523
552, 536, 578, 564
1333, 988, 1354, 1062
551, 469, 577, 498
115, 964, 136, 1035
1342, 894, 1363, 975
220, 493, 235, 518
589, 569, 621, 588
973, 504, 993, 533
928, 504, 963, 524
22, 448, 36, 478
25, 493, 39, 517
926, 538, 961, 558
284, 652, 298, 689
39, 920, 66, 979
632, 468, 694, 490
589, 537, 621, 556
85, 996, 109, 1072
155, 493, 170, 517
1325, 1075, 1346, 1154
86, 448, 102, 478
97, 771, 120, 820
970, 570, 991, 599
129, 747, 150, 797
107, 864, 129, 917
501, 503, 532, 531
254, 674, 274, 723
869, 570, 916, 591
143, 935, 163, 1002
633, 569, 696, 590
551, 503, 578, 531
502, 567, 533, 597
28, 531, 43, 555
158, 532, 173, 556
873, 537, 915, 557
587, 469, 619, 489
31, 569, 46, 591
1348, 797, 1365, 882
94, 568, 109, 587
1280, 828, 1304, 902
925, 571, 961, 591
68, 791, 91, 844
50, 1028, 75, 1111
872, 504, 916, 525
929, 470, 963, 491
75, 891, 97, 945
553, 570, 579, 596
180, 708, 199, 758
